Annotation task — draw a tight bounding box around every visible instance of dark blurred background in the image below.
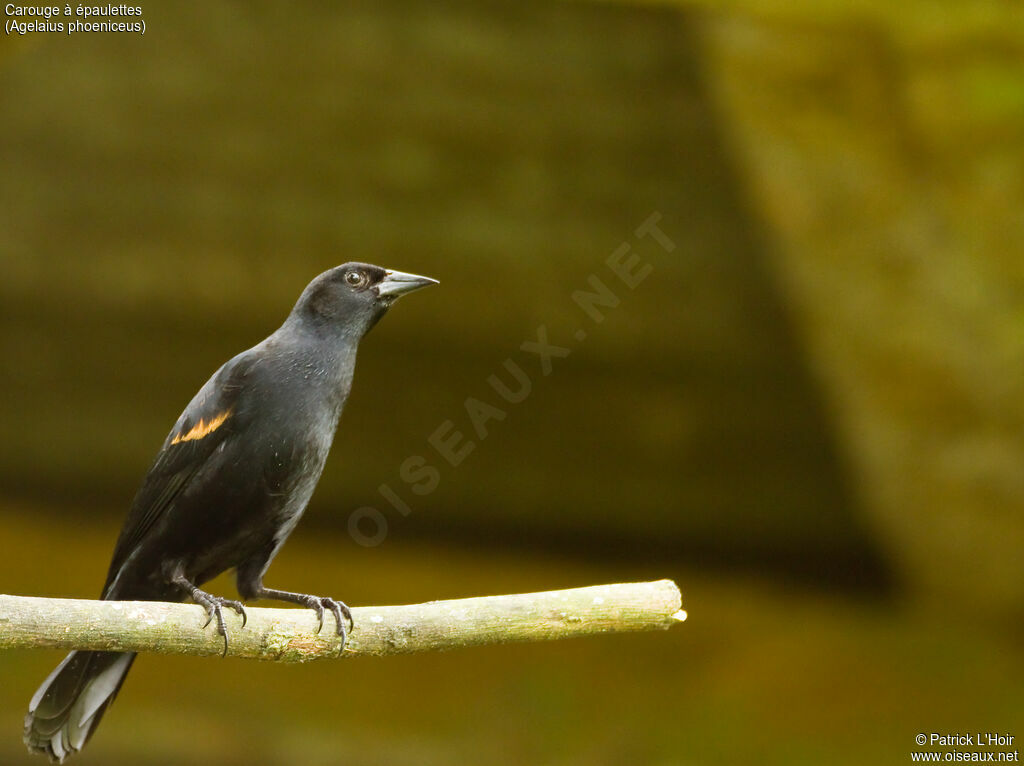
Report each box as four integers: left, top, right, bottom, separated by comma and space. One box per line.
1, 2, 1022, 764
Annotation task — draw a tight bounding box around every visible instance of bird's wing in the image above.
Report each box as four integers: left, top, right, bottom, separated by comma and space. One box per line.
101, 352, 258, 596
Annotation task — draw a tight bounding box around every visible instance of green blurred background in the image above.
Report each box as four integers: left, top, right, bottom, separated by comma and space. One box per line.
1, 1, 1022, 764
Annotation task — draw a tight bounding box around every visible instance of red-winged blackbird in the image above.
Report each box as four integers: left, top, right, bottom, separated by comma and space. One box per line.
24, 263, 437, 761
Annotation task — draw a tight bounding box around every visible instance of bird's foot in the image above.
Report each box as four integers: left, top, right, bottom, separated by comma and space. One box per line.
301, 595, 353, 638
252, 587, 353, 650
191, 591, 247, 657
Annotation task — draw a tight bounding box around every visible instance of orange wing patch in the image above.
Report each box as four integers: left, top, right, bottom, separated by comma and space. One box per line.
170, 409, 233, 445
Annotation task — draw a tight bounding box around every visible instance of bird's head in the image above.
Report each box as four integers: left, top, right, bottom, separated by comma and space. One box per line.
291, 262, 438, 340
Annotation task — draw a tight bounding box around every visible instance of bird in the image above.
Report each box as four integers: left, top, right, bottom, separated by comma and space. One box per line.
24, 262, 437, 762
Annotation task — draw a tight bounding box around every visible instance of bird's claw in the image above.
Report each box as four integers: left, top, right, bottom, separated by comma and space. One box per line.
303, 596, 353, 650
195, 594, 247, 657
306, 596, 326, 634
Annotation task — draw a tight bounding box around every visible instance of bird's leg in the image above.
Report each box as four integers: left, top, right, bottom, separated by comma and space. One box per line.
249, 586, 353, 646
167, 566, 247, 657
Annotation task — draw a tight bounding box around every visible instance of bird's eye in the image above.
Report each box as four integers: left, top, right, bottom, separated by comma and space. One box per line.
344, 271, 366, 288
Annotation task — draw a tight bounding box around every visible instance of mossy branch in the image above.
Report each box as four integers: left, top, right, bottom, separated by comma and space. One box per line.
0, 580, 685, 662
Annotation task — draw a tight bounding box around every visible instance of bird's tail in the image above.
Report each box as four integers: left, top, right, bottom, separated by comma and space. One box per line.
24, 650, 136, 762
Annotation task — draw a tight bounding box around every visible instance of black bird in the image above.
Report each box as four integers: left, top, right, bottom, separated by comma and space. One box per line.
24, 263, 437, 761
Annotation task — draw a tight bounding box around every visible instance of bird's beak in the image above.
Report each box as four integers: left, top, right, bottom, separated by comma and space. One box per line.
376, 269, 439, 300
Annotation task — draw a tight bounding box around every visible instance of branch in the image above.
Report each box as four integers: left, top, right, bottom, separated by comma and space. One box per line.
0, 580, 685, 662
